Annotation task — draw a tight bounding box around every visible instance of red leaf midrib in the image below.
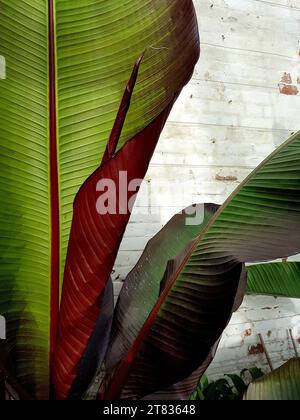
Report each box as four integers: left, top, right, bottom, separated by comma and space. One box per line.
48, 0, 60, 372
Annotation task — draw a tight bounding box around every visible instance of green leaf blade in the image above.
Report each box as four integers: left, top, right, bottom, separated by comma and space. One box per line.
244, 359, 300, 400
0, 0, 50, 399
247, 262, 300, 298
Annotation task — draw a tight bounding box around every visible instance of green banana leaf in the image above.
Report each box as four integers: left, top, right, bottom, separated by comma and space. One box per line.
244, 358, 300, 400
247, 263, 300, 298
101, 130, 300, 400
0, 0, 199, 399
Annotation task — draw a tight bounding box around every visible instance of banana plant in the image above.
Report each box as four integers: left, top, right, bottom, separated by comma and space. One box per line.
0, 0, 199, 400
1, 0, 300, 402
99, 130, 300, 400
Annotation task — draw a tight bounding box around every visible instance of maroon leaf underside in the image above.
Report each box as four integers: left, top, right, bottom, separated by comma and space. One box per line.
143, 268, 247, 401
103, 204, 220, 381
99, 205, 247, 400
52, 99, 175, 400
68, 278, 115, 400
142, 342, 220, 400
101, 266, 246, 401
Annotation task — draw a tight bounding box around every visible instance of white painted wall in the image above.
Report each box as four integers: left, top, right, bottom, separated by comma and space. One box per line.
207, 296, 300, 379
113, 0, 300, 377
